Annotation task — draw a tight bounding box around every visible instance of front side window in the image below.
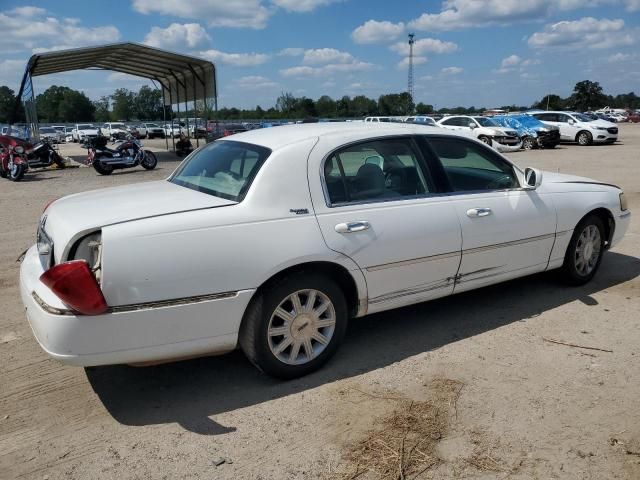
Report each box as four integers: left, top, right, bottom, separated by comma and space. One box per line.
323, 137, 433, 205
428, 137, 519, 192
474, 117, 499, 127
440, 117, 460, 126
170, 140, 271, 201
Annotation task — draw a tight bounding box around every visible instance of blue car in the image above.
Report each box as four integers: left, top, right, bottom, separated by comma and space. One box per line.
493, 114, 560, 149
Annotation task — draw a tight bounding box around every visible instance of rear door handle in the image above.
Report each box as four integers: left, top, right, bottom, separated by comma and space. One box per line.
335, 221, 370, 233
466, 208, 492, 218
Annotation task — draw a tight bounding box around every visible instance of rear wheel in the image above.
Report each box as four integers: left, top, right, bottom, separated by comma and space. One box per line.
141, 150, 157, 170
577, 131, 593, 146
93, 160, 113, 175
561, 215, 605, 285
239, 273, 348, 378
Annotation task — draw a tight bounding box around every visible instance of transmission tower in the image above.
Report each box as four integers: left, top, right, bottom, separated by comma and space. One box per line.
407, 33, 415, 105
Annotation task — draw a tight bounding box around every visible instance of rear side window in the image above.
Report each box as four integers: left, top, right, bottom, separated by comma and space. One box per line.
323, 137, 433, 205
170, 140, 271, 201
428, 137, 519, 192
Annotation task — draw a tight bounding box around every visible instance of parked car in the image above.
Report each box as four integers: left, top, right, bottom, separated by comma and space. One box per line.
627, 112, 640, 123
51, 125, 66, 134
19, 123, 630, 378
531, 111, 617, 145
405, 116, 438, 127
208, 123, 248, 141
38, 127, 61, 143
144, 123, 165, 139
492, 114, 560, 149
72, 124, 99, 144
63, 127, 74, 143
163, 124, 181, 138
101, 122, 128, 140
364, 116, 392, 122
437, 115, 521, 151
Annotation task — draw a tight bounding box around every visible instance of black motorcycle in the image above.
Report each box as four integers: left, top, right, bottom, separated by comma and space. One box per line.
87, 136, 157, 175
29, 138, 66, 169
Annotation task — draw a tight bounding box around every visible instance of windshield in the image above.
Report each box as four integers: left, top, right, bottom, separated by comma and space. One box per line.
474, 117, 499, 127
112, 123, 126, 129
169, 140, 271, 201
145, 123, 160, 127
573, 113, 594, 122
77, 124, 92, 129
40, 128, 56, 133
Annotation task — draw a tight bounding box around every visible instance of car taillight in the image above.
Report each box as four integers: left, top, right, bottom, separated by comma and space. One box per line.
42, 198, 58, 213
40, 260, 108, 315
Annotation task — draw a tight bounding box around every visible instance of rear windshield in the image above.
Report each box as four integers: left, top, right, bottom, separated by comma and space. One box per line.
169, 140, 271, 201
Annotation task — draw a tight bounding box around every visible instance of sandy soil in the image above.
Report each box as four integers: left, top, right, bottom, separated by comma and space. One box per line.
1, 128, 639, 479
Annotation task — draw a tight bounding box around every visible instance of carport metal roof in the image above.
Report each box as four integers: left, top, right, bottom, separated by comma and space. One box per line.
13, 42, 217, 144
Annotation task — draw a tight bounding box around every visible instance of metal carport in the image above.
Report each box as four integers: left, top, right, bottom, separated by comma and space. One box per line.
13, 42, 217, 150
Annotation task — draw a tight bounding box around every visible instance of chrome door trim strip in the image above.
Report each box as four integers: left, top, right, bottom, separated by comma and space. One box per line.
369, 278, 453, 305
366, 250, 460, 272
463, 232, 556, 255
32, 290, 239, 316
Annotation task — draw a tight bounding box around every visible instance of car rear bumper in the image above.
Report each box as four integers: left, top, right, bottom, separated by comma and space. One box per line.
20, 245, 254, 366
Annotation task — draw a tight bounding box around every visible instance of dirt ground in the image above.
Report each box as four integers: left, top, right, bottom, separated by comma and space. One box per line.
1, 128, 639, 479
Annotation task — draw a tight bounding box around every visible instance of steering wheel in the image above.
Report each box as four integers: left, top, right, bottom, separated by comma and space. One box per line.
384, 166, 407, 190
486, 174, 514, 190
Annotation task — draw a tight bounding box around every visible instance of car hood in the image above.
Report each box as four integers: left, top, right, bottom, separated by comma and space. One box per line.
590, 119, 617, 128
42, 180, 236, 263
540, 171, 620, 193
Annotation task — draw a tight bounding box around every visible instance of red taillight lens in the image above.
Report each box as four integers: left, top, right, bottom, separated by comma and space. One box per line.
40, 260, 108, 315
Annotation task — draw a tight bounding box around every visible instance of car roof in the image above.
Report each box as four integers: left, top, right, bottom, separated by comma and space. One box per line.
220, 122, 453, 150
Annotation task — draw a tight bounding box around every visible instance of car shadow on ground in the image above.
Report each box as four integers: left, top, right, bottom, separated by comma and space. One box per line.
86, 251, 640, 435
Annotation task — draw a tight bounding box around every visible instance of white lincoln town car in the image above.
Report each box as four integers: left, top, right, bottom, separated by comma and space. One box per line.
20, 123, 630, 378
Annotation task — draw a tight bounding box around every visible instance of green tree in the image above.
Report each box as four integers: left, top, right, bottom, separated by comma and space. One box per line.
58, 89, 94, 122
415, 102, 434, 114
532, 94, 566, 111
569, 80, 606, 111
275, 91, 297, 114
0, 86, 17, 123
111, 88, 136, 121
350, 95, 377, 117
315, 95, 337, 117
378, 92, 414, 116
296, 97, 317, 117
336, 95, 351, 117
135, 86, 164, 120
93, 96, 111, 122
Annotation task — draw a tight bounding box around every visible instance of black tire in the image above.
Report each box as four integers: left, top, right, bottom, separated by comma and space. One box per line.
239, 272, 348, 379
522, 136, 535, 150
93, 160, 114, 175
545, 143, 558, 149
478, 135, 492, 145
141, 150, 157, 170
52, 151, 66, 169
9, 162, 26, 181
561, 214, 605, 285
0, 167, 7, 178
576, 131, 593, 146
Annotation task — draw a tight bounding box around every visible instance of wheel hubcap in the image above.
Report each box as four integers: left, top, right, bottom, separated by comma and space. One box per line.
267, 289, 336, 365
575, 225, 601, 276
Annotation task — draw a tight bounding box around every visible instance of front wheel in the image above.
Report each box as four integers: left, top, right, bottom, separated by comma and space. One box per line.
8, 159, 26, 181
141, 150, 157, 170
478, 135, 492, 145
239, 273, 348, 379
522, 136, 535, 150
561, 215, 605, 285
577, 131, 593, 146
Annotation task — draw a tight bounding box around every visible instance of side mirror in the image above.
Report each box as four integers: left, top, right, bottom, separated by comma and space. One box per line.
568, 119, 575, 125
468, 122, 477, 129
524, 167, 543, 189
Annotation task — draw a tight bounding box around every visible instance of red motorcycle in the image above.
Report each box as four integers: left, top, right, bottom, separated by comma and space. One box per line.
0, 135, 29, 181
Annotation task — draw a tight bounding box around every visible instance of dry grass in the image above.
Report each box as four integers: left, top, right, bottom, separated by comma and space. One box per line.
337, 378, 464, 480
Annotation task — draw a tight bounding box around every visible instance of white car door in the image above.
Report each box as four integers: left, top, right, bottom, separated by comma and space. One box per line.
425, 136, 557, 292
556, 113, 580, 141
439, 116, 464, 131
310, 136, 462, 313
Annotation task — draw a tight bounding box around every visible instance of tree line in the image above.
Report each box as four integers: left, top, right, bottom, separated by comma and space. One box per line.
0, 80, 638, 124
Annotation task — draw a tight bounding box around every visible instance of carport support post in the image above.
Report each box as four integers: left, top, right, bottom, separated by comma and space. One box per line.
175, 86, 181, 150
161, 86, 169, 151
192, 73, 199, 148
169, 87, 175, 152
183, 80, 190, 142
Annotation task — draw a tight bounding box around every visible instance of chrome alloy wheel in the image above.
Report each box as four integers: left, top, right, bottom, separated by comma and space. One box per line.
267, 289, 336, 365
575, 224, 601, 276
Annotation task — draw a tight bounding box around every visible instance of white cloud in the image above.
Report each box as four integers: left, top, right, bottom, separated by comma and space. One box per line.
496, 54, 541, 73
408, 0, 611, 31
278, 47, 304, 56
351, 20, 405, 44
0, 59, 26, 88
271, 0, 340, 13
397, 56, 428, 69
199, 49, 270, 66
501, 54, 522, 68
0, 7, 120, 51
528, 17, 634, 50
235, 75, 279, 89
303, 48, 354, 65
441, 66, 463, 75
608, 52, 632, 62
625, 0, 640, 10
390, 38, 458, 56
144, 23, 211, 49
280, 61, 375, 77
132, 0, 271, 29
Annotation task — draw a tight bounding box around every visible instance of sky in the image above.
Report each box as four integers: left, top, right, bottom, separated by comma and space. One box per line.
1, 0, 639, 110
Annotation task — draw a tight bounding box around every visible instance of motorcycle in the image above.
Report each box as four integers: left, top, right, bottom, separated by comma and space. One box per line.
87, 135, 158, 175
29, 138, 66, 169
0, 135, 29, 181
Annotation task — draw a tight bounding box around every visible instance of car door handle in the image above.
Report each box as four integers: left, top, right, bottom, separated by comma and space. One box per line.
466, 208, 492, 218
335, 221, 370, 233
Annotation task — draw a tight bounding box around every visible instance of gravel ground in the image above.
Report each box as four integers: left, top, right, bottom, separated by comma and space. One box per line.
1, 128, 639, 479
